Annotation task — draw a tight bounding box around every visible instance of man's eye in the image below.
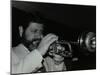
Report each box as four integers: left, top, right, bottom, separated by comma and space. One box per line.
34, 30, 38, 33
31, 31, 34, 33
31, 30, 42, 34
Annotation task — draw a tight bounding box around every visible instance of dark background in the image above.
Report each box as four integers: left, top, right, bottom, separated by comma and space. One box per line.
12, 1, 96, 72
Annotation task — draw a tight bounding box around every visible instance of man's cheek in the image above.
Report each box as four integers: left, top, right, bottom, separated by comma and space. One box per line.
26, 35, 34, 41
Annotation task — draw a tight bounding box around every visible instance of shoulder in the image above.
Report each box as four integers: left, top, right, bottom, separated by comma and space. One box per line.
11, 44, 23, 64
11, 47, 20, 65
12, 43, 29, 58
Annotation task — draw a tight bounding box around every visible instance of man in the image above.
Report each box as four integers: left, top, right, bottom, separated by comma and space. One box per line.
11, 9, 58, 74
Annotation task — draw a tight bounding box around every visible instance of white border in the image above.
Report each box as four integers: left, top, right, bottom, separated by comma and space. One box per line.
0, 0, 99, 75
14, 0, 96, 6
0, 0, 10, 75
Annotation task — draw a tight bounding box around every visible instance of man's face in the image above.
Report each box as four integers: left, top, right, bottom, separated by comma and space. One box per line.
22, 22, 43, 51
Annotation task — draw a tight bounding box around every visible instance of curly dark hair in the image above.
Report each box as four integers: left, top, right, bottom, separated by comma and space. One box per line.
12, 7, 45, 30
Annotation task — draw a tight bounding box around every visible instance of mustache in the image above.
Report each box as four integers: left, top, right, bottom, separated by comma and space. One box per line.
24, 38, 41, 51
28, 38, 41, 46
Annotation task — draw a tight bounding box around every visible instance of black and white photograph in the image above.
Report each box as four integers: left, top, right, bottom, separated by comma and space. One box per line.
11, 0, 96, 74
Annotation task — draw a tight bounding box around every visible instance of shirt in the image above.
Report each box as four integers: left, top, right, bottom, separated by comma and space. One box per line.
11, 44, 43, 74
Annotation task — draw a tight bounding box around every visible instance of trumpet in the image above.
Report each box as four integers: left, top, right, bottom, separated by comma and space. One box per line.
48, 32, 96, 57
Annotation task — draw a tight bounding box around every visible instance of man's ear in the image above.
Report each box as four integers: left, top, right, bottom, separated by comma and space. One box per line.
19, 26, 23, 37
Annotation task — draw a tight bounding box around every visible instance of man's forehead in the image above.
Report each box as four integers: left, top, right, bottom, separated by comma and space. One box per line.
28, 22, 43, 30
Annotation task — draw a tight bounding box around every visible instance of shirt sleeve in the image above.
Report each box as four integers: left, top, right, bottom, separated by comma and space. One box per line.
12, 49, 43, 74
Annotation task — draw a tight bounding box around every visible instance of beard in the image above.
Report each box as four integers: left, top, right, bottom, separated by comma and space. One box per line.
21, 32, 41, 52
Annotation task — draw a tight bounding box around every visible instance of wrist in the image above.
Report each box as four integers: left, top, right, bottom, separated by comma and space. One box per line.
36, 48, 45, 56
